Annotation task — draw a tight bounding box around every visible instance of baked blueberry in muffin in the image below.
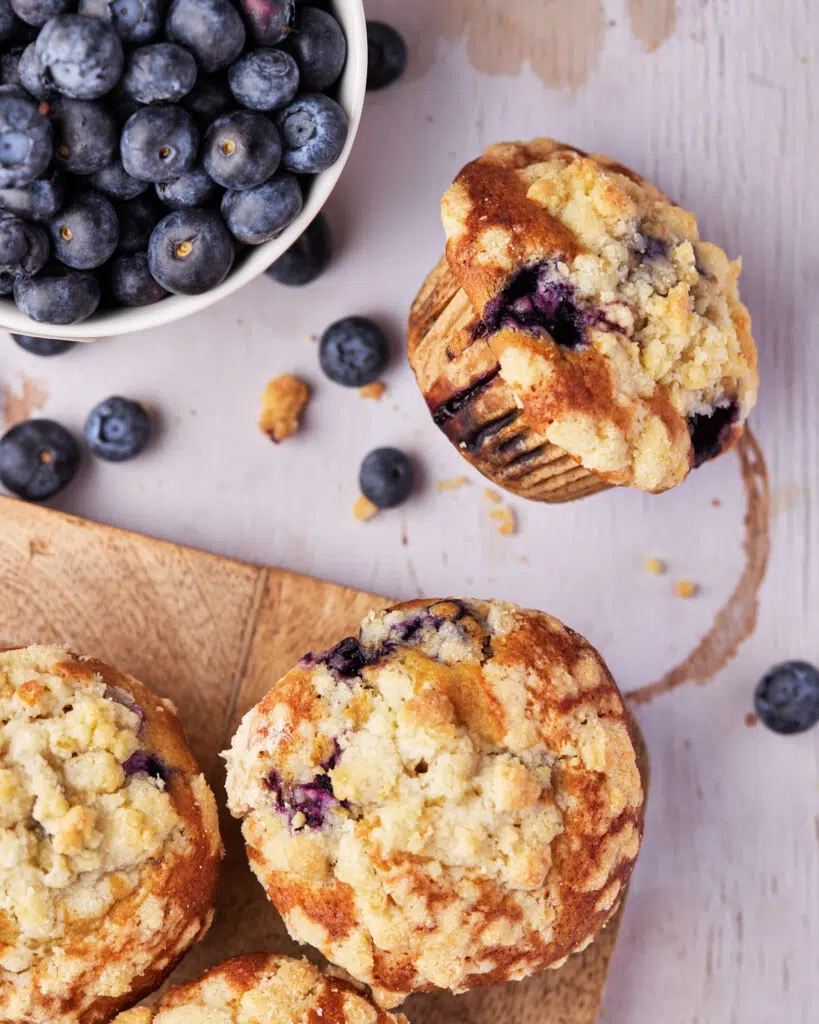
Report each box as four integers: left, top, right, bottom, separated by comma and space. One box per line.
0, 646, 223, 1024
409, 139, 759, 500
224, 599, 644, 1007
111, 952, 407, 1024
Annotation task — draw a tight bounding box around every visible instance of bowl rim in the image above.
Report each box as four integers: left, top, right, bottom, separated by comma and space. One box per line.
0, 0, 368, 341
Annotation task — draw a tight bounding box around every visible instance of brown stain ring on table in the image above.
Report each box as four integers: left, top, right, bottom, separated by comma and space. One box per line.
627, 427, 771, 705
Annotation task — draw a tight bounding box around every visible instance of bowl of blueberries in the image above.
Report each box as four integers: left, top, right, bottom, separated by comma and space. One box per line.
0, 0, 367, 338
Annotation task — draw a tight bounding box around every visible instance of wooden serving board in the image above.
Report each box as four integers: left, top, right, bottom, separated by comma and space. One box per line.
0, 495, 640, 1024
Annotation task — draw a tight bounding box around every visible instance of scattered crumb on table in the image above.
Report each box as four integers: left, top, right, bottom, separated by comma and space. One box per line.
436, 476, 470, 492
359, 381, 386, 401
520, 555, 529, 564
644, 557, 666, 576
711, 498, 722, 508
490, 505, 517, 536
745, 712, 759, 728
307, 334, 317, 344
258, 374, 310, 443
675, 579, 698, 599
353, 495, 379, 522
483, 488, 502, 504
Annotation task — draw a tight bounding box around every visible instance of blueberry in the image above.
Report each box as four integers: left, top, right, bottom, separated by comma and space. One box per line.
0, 170, 64, 221
120, 105, 199, 183
221, 171, 301, 244
10, 0, 70, 26
478, 263, 588, 350
85, 395, 152, 461
0, 418, 80, 500
275, 93, 347, 174
754, 661, 819, 735
51, 96, 118, 174
122, 751, 167, 780
180, 73, 232, 128
0, 0, 18, 38
148, 207, 234, 294
265, 211, 332, 286
79, 0, 164, 44
0, 49, 21, 87
319, 315, 388, 387
155, 163, 219, 209
166, 0, 245, 73
0, 215, 49, 281
14, 264, 100, 323
286, 6, 345, 92
35, 14, 124, 100
0, 87, 52, 187
110, 251, 166, 306
121, 43, 197, 105
115, 192, 158, 253
359, 447, 414, 509
688, 401, 739, 468
202, 110, 280, 190
228, 48, 299, 111
236, 0, 293, 45
48, 190, 118, 270
11, 331, 74, 355
366, 21, 407, 91
90, 158, 149, 201
17, 42, 52, 99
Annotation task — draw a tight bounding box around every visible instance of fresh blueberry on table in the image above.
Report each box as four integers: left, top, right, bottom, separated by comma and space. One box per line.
85, 395, 152, 461
48, 190, 119, 269
0, 169, 63, 221
236, 0, 293, 46
754, 661, 819, 735
14, 264, 100, 322
115, 192, 159, 253
221, 171, 301, 244
166, 0, 246, 73
275, 93, 347, 174
10, 0, 70, 26
79, 0, 164, 44
110, 251, 167, 306
286, 5, 345, 92
148, 207, 234, 294
203, 109, 281, 189
0, 88, 52, 187
265, 210, 332, 286
359, 447, 414, 509
155, 164, 219, 210
0, 0, 18, 38
319, 315, 388, 387
366, 21, 407, 91
11, 331, 74, 355
51, 96, 118, 174
17, 41, 51, 98
120, 104, 200, 183
228, 48, 299, 111
121, 43, 198, 105
90, 158, 149, 201
34, 14, 124, 99
180, 73, 233, 127
0, 417, 80, 500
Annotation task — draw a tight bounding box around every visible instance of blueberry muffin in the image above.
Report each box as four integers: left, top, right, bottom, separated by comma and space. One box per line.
408, 139, 758, 501
0, 646, 223, 1024
224, 599, 644, 1007
111, 953, 407, 1024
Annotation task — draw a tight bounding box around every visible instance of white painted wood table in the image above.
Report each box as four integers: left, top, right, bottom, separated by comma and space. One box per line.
1, 1, 817, 1021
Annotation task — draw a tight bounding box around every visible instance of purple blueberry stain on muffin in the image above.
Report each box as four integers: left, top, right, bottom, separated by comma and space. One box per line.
104, 684, 146, 734
264, 746, 346, 830
123, 750, 169, 783
687, 400, 739, 467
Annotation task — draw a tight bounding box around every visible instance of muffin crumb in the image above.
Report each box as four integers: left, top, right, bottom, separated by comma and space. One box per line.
675, 579, 698, 598
259, 375, 310, 443
744, 712, 759, 727
436, 476, 470, 492
712, 498, 722, 508
354, 495, 379, 522
483, 488, 502, 504
359, 381, 386, 401
644, 557, 666, 576
490, 504, 517, 535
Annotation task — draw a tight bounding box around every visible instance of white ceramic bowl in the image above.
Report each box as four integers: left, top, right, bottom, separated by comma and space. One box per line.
0, 0, 367, 341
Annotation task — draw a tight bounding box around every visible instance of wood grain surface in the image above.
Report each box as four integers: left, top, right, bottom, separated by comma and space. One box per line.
0, 495, 644, 1023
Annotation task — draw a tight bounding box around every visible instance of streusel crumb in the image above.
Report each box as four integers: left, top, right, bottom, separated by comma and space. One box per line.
259, 375, 310, 443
